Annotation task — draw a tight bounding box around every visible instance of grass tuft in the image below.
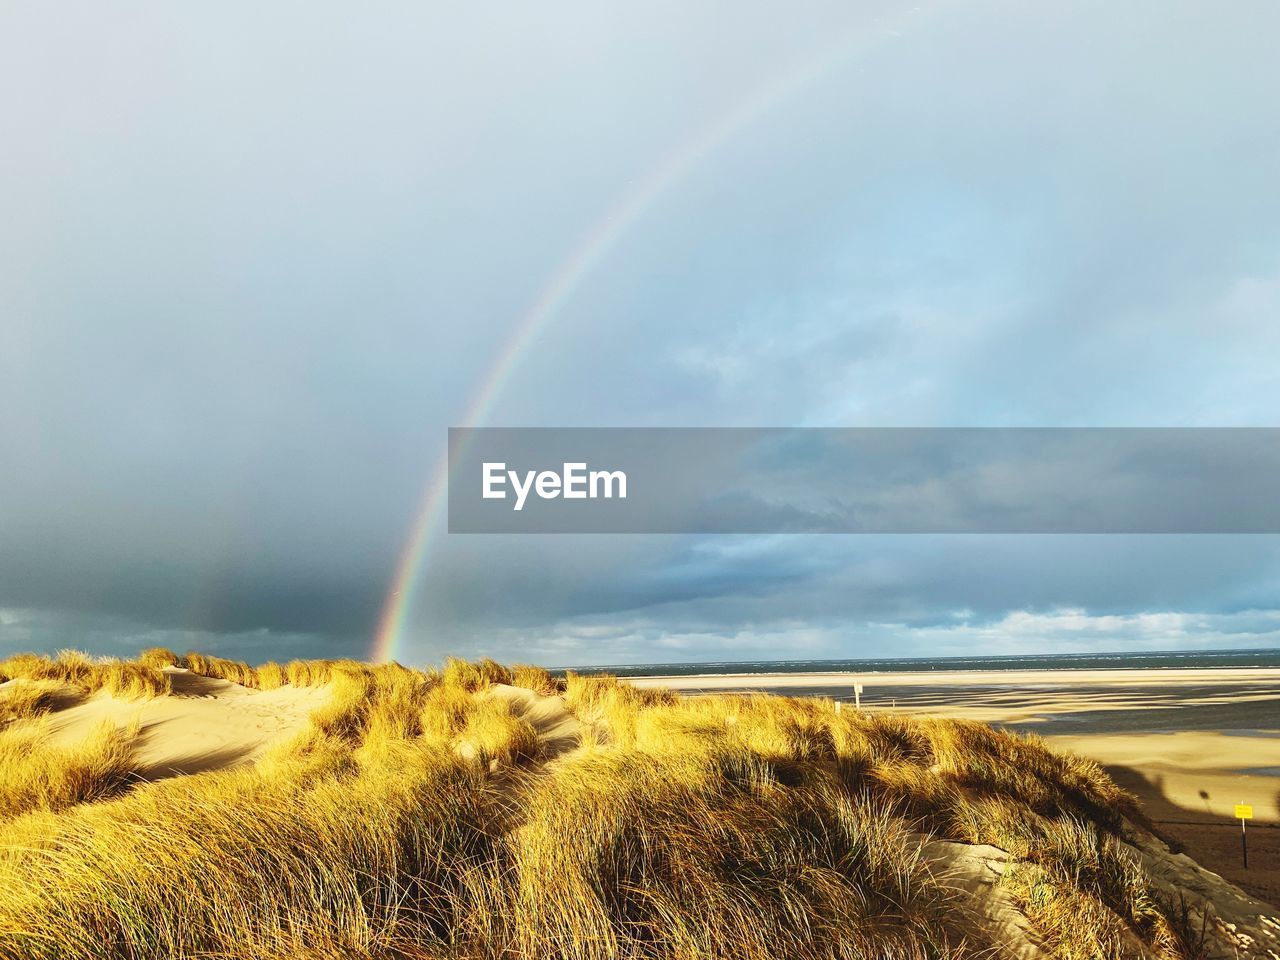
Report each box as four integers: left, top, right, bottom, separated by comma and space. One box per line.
0, 652, 169, 700
511, 664, 561, 696
0, 680, 69, 723
184, 652, 260, 688
137, 647, 180, 669
456, 697, 540, 767
0, 719, 139, 820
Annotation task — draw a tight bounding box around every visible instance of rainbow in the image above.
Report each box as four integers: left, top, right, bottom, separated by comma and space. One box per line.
369, 2, 948, 664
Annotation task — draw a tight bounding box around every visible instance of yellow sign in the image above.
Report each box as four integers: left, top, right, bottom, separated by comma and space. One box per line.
1235, 804, 1253, 820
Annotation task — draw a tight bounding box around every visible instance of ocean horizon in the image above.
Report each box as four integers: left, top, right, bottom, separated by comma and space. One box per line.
567, 647, 1280, 677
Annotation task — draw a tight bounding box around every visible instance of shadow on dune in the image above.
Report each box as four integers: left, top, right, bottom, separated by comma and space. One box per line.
166, 670, 237, 698
44, 686, 87, 714
132, 718, 258, 779
1103, 762, 1280, 908
134, 744, 255, 780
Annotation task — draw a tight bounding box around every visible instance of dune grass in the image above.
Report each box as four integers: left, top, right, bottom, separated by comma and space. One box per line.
562, 676, 1208, 960
2, 648, 523, 704
456, 696, 540, 767
0, 719, 138, 821
0, 651, 171, 700
183, 651, 263, 687
441, 655, 514, 692
0, 680, 68, 723
136, 647, 181, 669
0, 656, 1216, 960
500, 744, 953, 959
511, 664, 561, 696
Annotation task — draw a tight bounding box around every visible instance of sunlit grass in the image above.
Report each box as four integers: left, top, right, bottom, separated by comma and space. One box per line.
0, 655, 1214, 960
0, 651, 170, 700
0, 679, 67, 723
457, 696, 540, 767
0, 719, 138, 820
136, 647, 181, 669
512, 663, 561, 696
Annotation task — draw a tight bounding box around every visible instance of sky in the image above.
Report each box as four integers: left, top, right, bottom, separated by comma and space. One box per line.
2, 0, 1280, 667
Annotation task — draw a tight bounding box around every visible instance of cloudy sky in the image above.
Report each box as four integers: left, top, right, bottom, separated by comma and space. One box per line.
3, 0, 1280, 666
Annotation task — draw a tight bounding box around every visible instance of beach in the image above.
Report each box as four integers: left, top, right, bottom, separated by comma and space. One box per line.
630, 667, 1280, 904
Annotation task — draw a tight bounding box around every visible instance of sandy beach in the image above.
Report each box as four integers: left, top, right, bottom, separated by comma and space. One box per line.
630, 667, 1280, 904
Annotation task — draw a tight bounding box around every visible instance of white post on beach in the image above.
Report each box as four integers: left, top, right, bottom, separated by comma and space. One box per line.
854, 682, 863, 711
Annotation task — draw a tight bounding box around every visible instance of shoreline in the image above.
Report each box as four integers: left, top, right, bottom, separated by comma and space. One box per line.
626, 666, 1280, 688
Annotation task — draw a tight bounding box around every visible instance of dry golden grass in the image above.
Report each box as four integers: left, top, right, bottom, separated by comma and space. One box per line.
456, 697, 540, 766
256, 661, 287, 690
559, 678, 1208, 960
420, 680, 478, 745
178, 653, 394, 694
95, 662, 172, 699
511, 663, 561, 696
0, 651, 170, 700
183, 652, 261, 687
0, 719, 138, 820
136, 647, 180, 669
0, 680, 68, 723
280, 657, 372, 688
498, 746, 952, 959
0, 736, 492, 958
0, 656, 1216, 960
441, 655, 513, 692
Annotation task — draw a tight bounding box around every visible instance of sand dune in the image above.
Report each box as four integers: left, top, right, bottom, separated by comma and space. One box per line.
631, 666, 1280, 906
6, 656, 1280, 957
38, 667, 330, 779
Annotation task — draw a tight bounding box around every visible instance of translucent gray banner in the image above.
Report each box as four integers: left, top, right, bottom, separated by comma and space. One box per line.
447, 428, 1280, 534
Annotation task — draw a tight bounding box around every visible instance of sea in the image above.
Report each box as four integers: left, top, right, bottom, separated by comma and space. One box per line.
567, 648, 1280, 678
